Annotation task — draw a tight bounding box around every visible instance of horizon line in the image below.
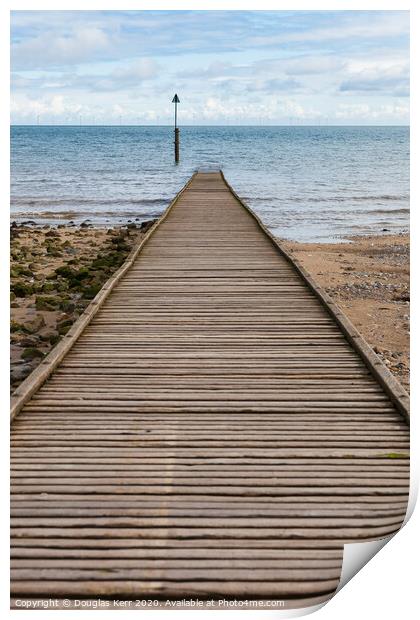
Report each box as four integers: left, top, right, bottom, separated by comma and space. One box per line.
10, 123, 410, 128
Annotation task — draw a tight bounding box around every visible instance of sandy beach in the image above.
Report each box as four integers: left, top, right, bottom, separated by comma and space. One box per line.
283, 233, 409, 391
10, 220, 155, 392
10, 225, 409, 393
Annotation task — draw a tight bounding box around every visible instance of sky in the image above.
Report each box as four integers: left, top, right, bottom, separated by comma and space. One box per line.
10, 10, 410, 125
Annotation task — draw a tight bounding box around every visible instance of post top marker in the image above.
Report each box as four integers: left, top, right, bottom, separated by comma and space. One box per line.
172, 94, 180, 103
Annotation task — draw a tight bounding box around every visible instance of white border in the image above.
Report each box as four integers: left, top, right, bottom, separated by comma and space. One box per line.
2, 2, 418, 618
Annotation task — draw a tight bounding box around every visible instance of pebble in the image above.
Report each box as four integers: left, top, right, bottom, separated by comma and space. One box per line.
22, 315, 46, 333
21, 347, 44, 360
19, 336, 40, 347
10, 364, 33, 383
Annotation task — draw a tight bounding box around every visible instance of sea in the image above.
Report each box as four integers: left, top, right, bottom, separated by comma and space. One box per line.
10, 125, 409, 243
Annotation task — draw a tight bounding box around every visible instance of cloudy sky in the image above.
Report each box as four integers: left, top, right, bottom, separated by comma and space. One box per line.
10, 10, 410, 125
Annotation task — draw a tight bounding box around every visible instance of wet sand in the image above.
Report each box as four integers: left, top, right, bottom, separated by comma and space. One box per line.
282, 233, 409, 391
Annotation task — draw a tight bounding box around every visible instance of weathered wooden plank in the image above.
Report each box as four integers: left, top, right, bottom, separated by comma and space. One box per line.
11, 484, 408, 496
11, 567, 342, 581
11, 580, 340, 598
10, 524, 403, 540
11, 506, 407, 518
10, 447, 410, 458
11, 548, 342, 560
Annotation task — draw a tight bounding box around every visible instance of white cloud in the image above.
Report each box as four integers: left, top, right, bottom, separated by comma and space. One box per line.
339, 61, 409, 96
283, 56, 345, 76
246, 78, 302, 93
336, 102, 409, 120
84, 59, 159, 92
116, 59, 158, 82
187, 96, 321, 123
10, 11, 409, 125
12, 26, 112, 69
50, 95, 65, 115
248, 12, 408, 47
11, 94, 84, 119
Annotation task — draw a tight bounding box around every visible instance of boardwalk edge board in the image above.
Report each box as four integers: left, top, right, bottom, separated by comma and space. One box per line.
10, 173, 198, 422
219, 171, 409, 423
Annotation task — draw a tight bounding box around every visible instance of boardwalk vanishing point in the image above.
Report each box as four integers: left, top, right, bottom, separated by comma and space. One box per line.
11, 171, 409, 609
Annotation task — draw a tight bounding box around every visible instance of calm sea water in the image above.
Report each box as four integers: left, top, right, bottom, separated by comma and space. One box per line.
10, 125, 409, 242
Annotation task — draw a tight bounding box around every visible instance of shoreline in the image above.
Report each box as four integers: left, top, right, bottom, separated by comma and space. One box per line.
10, 224, 409, 393
10, 216, 409, 245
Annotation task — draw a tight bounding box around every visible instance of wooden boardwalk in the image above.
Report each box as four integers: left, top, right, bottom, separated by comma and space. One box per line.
11, 171, 409, 608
